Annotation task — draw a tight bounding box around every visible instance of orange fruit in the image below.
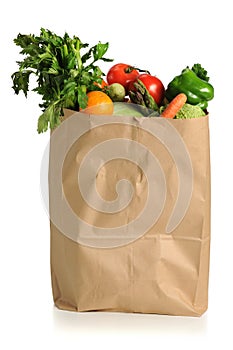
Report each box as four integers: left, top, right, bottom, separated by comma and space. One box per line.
82, 91, 114, 115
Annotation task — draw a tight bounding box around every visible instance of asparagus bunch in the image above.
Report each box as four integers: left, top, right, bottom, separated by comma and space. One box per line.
129, 79, 159, 112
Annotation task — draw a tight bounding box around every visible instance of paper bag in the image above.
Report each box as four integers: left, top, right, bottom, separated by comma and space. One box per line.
49, 109, 210, 316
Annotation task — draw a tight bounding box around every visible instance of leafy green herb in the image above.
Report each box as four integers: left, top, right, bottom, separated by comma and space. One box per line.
11, 28, 113, 133
191, 63, 210, 82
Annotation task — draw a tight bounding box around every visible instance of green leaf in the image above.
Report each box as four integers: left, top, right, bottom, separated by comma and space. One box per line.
47, 67, 59, 75
67, 54, 76, 69
37, 110, 49, 133
77, 85, 88, 109
61, 81, 77, 95
93, 42, 109, 61
11, 70, 33, 96
80, 71, 92, 86
14, 33, 35, 49
191, 63, 210, 82
37, 103, 62, 133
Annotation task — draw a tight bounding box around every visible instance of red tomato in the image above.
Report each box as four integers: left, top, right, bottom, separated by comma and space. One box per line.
107, 63, 139, 90
129, 73, 165, 105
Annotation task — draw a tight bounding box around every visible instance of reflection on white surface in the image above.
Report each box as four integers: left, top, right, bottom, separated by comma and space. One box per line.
53, 306, 208, 335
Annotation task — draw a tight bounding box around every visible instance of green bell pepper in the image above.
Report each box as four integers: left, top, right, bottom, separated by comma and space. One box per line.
165, 67, 214, 110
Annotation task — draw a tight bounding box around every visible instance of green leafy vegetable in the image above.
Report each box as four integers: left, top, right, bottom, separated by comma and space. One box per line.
175, 103, 206, 119
191, 63, 210, 82
113, 102, 153, 117
11, 28, 113, 133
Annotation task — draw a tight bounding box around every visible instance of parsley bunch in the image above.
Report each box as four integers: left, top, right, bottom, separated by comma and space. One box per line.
11, 28, 113, 133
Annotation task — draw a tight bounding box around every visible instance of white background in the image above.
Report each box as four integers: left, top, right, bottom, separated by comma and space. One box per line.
1, 0, 233, 349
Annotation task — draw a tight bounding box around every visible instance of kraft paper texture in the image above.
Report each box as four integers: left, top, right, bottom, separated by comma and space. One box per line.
49, 110, 210, 316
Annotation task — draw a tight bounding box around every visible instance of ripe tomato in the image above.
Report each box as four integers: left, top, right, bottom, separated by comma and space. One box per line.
107, 63, 139, 90
129, 73, 165, 105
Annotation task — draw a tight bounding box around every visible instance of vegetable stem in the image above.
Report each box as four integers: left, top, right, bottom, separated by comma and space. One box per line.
124, 66, 150, 75
63, 44, 68, 57
75, 39, 82, 70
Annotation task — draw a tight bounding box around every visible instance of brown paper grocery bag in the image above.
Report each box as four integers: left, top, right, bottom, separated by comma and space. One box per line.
49, 109, 210, 316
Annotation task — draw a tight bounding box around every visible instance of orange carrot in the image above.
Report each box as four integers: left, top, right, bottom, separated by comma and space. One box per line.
161, 93, 187, 118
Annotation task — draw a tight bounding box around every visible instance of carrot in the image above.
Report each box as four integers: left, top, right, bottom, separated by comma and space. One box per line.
161, 93, 187, 118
